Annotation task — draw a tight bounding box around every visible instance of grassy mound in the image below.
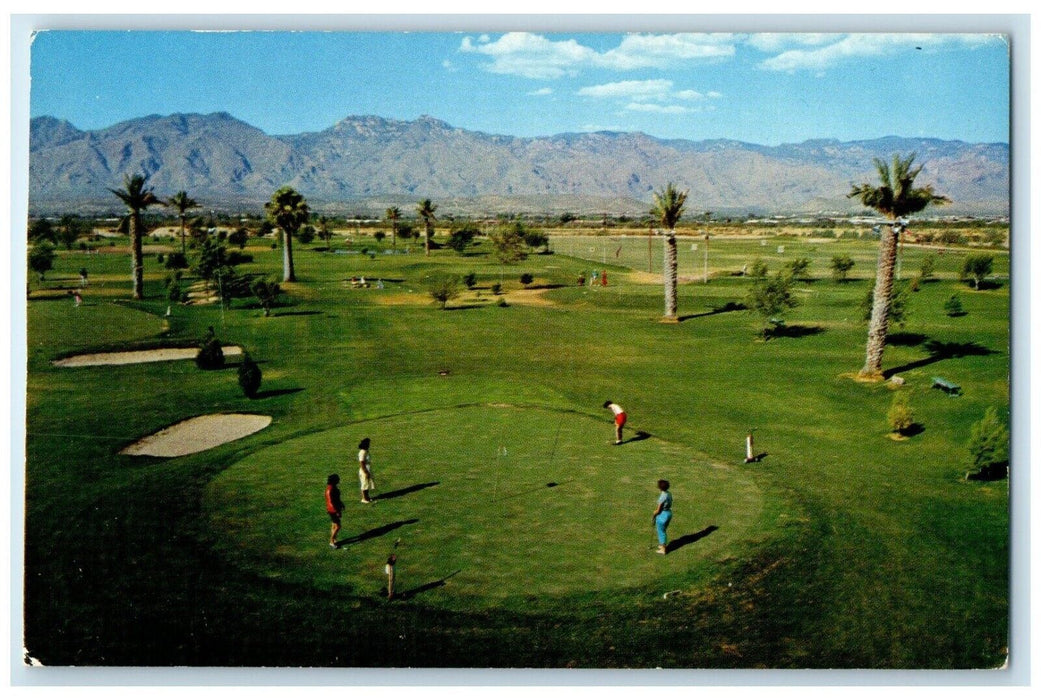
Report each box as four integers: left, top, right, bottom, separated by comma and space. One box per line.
205, 405, 762, 607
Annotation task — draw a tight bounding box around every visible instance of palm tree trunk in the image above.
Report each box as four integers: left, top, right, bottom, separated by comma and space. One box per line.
131, 213, 144, 300
283, 229, 296, 282
861, 224, 899, 378
424, 222, 432, 256
662, 231, 678, 322
179, 217, 187, 255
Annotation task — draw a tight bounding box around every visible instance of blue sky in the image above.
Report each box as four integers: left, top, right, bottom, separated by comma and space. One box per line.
29, 30, 1010, 146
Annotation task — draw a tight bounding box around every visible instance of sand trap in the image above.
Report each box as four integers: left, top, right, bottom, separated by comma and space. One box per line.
54, 346, 242, 367
121, 413, 272, 457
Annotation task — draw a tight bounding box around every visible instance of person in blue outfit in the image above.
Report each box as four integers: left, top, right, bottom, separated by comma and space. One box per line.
652, 479, 673, 555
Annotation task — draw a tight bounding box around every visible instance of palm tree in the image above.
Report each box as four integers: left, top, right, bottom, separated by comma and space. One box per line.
849, 153, 949, 379
265, 186, 310, 283
317, 215, 332, 250
166, 190, 199, 255
109, 173, 163, 300
650, 182, 689, 322
417, 199, 437, 256
385, 207, 401, 248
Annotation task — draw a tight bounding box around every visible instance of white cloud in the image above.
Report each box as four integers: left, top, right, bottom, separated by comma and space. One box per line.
745, 33, 836, 53
459, 32, 596, 79
601, 33, 736, 69
442, 59, 456, 72
459, 32, 739, 79
625, 103, 690, 114
528, 87, 553, 96
578, 79, 674, 100
757, 33, 1000, 72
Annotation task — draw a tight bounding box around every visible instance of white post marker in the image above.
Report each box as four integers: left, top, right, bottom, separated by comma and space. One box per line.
744, 433, 755, 463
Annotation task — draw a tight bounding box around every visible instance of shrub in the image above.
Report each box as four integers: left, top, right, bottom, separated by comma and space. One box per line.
195, 329, 225, 370
830, 254, 855, 282
786, 257, 811, 280
944, 294, 966, 317
520, 273, 534, 287
887, 393, 915, 435
237, 352, 262, 399
961, 254, 994, 290
427, 274, 461, 310
918, 255, 935, 281
462, 272, 477, 289
967, 407, 1010, 479
251, 277, 282, 317
164, 252, 189, 270
491, 282, 502, 295
156, 253, 165, 264
226, 251, 253, 266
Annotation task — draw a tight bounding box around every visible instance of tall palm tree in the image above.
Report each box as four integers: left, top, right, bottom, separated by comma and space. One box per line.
166, 190, 199, 255
651, 182, 689, 322
109, 173, 163, 300
385, 206, 401, 248
265, 186, 310, 283
417, 199, 437, 256
849, 153, 949, 379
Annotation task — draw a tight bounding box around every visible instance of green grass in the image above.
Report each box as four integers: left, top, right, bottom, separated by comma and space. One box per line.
23, 233, 1009, 667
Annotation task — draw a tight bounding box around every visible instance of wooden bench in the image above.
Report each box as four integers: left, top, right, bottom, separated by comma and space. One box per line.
932, 377, 962, 396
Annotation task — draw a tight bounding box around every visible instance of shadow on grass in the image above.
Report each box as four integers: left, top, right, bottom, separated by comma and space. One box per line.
336, 519, 419, 547
395, 569, 462, 601
444, 304, 488, 311
374, 482, 440, 502
250, 387, 305, 400
767, 324, 825, 339
678, 301, 747, 322
271, 310, 324, 317
884, 339, 995, 378
895, 423, 926, 438
888, 332, 928, 347
622, 431, 652, 444
667, 525, 719, 554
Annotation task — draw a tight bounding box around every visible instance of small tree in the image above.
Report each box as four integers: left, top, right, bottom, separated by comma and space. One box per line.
746, 268, 799, 338
462, 272, 477, 290
967, 407, 1010, 479
28, 242, 56, 281
520, 272, 534, 287
523, 229, 549, 253
961, 254, 994, 290
427, 274, 461, 309
489, 222, 527, 264
228, 227, 249, 250
830, 254, 855, 282
238, 351, 263, 399
918, 255, 935, 281
251, 277, 282, 316
195, 328, 225, 370
944, 294, 966, 317
887, 392, 915, 436
447, 224, 479, 253
786, 257, 811, 281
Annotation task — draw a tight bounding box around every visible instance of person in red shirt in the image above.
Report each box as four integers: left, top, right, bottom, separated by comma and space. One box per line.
326, 473, 345, 548
603, 400, 627, 445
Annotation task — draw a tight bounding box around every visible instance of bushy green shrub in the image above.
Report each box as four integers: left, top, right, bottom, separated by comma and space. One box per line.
887, 393, 915, 435
195, 329, 225, 370
520, 273, 534, 287
462, 272, 477, 289
967, 407, 1010, 480
944, 294, 966, 317
164, 251, 189, 270
238, 352, 262, 399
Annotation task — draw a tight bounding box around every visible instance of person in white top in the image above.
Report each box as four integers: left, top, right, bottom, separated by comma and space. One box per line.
358, 437, 375, 503
603, 400, 627, 445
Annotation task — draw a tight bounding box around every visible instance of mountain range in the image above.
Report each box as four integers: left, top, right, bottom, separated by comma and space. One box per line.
28, 112, 1010, 217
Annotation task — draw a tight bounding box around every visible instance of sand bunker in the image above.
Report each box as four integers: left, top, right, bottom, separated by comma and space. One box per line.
54, 346, 242, 367
121, 413, 272, 457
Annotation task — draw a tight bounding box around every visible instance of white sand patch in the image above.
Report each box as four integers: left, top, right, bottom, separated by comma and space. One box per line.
54, 346, 242, 367
121, 413, 273, 457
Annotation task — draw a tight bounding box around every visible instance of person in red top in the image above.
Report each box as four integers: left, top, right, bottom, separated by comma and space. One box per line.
603, 400, 627, 445
326, 473, 345, 548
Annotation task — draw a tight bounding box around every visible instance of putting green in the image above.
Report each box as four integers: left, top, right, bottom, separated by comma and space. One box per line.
204, 405, 763, 609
